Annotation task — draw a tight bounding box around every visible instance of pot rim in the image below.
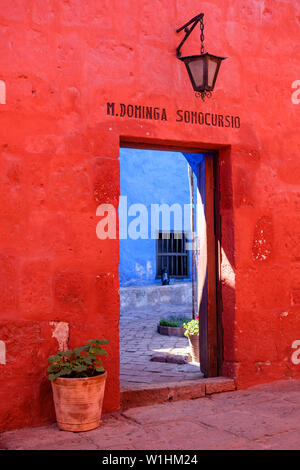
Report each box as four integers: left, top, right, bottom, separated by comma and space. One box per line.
51, 370, 107, 383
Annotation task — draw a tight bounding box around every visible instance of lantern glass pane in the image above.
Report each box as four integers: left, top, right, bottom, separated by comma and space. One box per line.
207, 58, 218, 87
188, 58, 204, 88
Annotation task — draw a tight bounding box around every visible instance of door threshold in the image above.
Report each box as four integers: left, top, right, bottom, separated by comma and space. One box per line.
121, 377, 235, 409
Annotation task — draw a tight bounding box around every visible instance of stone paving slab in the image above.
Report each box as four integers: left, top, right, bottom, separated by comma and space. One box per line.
120, 302, 202, 387
1, 379, 300, 450
121, 377, 235, 409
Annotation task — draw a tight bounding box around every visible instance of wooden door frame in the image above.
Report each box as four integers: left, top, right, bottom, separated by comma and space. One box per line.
119, 141, 222, 378
198, 154, 222, 377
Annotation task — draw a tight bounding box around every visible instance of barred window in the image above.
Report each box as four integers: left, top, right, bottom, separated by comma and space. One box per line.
156, 231, 189, 278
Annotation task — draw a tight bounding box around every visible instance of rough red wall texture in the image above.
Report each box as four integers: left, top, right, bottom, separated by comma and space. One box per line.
0, 0, 300, 431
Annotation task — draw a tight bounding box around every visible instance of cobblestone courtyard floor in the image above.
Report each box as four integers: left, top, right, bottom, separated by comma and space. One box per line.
119, 303, 203, 387
2, 380, 300, 450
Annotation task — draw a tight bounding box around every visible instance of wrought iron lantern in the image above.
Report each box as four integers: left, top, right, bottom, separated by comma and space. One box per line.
176, 13, 226, 101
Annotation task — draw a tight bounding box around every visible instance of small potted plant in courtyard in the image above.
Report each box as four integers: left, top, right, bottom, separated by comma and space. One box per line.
183, 316, 200, 363
157, 314, 191, 337
47, 338, 109, 432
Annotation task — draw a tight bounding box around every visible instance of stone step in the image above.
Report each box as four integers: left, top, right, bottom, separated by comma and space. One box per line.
120, 377, 236, 409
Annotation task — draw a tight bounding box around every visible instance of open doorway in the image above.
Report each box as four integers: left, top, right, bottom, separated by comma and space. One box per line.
118, 146, 220, 388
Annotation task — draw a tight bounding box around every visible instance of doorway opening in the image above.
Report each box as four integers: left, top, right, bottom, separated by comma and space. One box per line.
118, 146, 221, 389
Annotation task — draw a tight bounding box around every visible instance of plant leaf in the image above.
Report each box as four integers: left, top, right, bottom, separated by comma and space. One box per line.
58, 350, 73, 358
88, 339, 109, 345
48, 373, 60, 381
47, 364, 59, 373
73, 345, 90, 357
48, 355, 60, 363
89, 346, 107, 355
60, 367, 72, 376
73, 365, 88, 373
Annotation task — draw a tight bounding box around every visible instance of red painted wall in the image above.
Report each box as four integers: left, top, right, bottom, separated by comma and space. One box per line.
0, 0, 300, 431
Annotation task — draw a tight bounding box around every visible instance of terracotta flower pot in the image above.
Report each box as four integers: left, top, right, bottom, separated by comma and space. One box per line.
51, 371, 107, 432
188, 334, 200, 363
157, 324, 185, 337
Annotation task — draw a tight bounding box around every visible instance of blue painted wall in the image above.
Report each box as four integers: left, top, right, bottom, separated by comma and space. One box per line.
119, 148, 204, 286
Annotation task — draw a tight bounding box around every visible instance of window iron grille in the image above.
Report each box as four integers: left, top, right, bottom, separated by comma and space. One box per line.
156, 231, 189, 279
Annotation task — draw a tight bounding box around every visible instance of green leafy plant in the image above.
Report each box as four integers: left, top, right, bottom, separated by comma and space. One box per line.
159, 315, 191, 328
183, 318, 199, 337
47, 338, 109, 381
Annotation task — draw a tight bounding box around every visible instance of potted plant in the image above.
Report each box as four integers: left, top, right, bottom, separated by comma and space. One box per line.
47, 338, 109, 432
183, 316, 200, 363
157, 315, 191, 337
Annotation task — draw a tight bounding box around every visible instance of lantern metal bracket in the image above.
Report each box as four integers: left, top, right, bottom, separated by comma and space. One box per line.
176, 13, 204, 58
